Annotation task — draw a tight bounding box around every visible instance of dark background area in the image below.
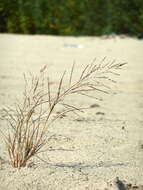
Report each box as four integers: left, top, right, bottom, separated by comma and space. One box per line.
0, 0, 143, 37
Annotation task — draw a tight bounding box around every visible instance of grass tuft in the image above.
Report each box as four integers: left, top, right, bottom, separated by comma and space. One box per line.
0, 58, 126, 168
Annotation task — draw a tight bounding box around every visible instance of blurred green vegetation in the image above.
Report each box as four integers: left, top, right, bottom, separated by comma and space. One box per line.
0, 0, 143, 37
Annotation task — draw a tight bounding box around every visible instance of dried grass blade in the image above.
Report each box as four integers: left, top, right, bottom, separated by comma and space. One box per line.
77, 92, 103, 101
47, 77, 51, 109
79, 64, 89, 80
107, 71, 120, 76
56, 71, 66, 100
69, 62, 75, 87
33, 78, 39, 94
88, 86, 109, 94
61, 103, 84, 113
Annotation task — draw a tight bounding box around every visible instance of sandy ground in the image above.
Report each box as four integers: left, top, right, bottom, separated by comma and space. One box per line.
0, 34, 143, 190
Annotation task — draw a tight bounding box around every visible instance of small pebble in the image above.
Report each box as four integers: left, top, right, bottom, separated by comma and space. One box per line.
96, 112, 105, 115
90, 104, 100, 108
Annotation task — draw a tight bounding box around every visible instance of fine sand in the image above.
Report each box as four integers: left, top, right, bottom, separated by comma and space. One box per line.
0, 34, 143, 190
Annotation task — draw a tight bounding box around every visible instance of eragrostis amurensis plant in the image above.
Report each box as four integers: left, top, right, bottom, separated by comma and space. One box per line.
0, 58, 126, 168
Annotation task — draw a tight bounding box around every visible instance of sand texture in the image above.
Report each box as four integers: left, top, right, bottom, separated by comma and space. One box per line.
0, 34, 143, 189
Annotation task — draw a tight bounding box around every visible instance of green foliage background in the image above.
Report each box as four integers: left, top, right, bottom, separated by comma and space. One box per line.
0, 0, 143, 37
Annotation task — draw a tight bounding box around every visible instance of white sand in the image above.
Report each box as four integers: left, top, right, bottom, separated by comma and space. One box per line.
0, 34, 143, 190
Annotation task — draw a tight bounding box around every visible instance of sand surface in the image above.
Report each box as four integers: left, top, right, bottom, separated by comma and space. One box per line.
0, 34, 143, 190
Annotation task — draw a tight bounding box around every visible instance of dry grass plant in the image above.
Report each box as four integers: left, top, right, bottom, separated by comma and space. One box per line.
0, 58, 126, 168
